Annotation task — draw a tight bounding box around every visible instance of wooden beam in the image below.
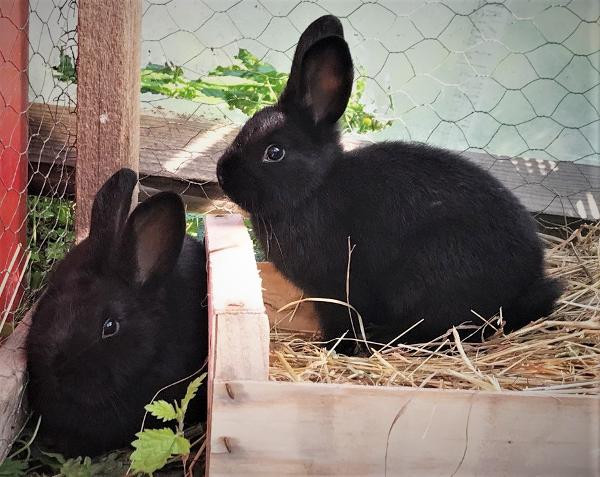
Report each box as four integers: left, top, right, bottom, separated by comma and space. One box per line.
75, 0, 141, 241
27, 102, 229, 201
209, 379, 600, 476
204, 214, 269, 381
28, 103, 600, 220
204, 214, 270, 475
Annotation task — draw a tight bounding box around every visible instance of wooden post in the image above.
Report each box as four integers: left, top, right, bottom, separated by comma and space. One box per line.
76, 0, 141, 241
0, 0, 28, 320
204, 214, 271, 475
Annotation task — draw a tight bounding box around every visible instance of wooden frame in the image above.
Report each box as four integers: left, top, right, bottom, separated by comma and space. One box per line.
204, 214, 600, 476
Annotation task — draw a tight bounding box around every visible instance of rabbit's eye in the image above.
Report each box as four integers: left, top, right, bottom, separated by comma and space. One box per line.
264, 144, 285, 163
102, 318, 120, 339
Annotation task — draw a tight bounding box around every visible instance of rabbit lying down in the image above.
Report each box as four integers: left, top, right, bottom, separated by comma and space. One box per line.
217, 15, 562, 353
27, 169, 208, 457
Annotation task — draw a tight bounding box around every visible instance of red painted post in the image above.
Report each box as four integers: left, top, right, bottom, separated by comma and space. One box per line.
0, 0, 28, 322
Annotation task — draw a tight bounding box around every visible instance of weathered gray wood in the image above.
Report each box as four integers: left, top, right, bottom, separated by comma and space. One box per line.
75, 0, 141, 241
28, 103, 600, 219
0, 313, 30, 461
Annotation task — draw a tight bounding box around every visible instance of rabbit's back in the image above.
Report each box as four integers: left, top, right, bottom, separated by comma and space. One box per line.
258, 142, 557, 342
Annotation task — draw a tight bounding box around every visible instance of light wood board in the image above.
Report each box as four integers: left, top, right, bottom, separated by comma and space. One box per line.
205, 213, 600, 476
209, 379, 600, 477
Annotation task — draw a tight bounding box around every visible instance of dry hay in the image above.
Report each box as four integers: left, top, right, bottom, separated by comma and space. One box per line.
269, 223, 600, 395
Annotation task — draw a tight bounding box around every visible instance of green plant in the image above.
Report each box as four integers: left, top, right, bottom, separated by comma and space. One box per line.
41, 452, 128, 477
27, 196, 75, 292
0, 458, 27, 477
53, 50, 390, 133
51, 48, 76, 83
129, 373, 207, 475
185, 213, 204, 241
0, 417, 40, 477
2, 376, 206, 476
142, 50, 389, 133
0, 415, 130, 477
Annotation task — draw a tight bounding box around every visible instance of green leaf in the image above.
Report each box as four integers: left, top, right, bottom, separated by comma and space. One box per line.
60, 456, 94, 477
202, 75, 261, 87
0, 458, 27, 477
179, 374, 207, 420
39, 451, 67, 469
130, 428, 191, 474
145, 400, 178, 422
54, 49, 391, 137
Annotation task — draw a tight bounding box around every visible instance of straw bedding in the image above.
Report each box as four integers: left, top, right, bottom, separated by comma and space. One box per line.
269, 224, 600, 395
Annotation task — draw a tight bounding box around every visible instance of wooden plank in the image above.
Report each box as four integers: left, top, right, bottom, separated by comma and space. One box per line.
27, 102, 229, 200
27, 103, 600, 219
75, 0, 141, 241
0, 313, 30, 460
206, 215, 265, 316
205, 212, 599, 476
258, 262, 319, 335
209, 379, 600, 477
463, 151, 600, 220
205, 214, 270, 475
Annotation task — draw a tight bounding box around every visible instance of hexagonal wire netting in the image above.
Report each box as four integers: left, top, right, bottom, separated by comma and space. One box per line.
1, 0, 599, 329
1, 0, 76, 334
137, 0, 599, 219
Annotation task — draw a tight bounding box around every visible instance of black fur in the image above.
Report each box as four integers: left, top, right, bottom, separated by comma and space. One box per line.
27, 169, 208, 457
217, 16, 561, 351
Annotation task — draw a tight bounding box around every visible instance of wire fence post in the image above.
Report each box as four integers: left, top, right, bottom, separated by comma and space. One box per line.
75, 0, 141, 242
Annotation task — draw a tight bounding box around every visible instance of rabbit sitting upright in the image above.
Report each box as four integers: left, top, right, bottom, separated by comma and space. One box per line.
216, 15, 561, 352
27, 168, 208, 457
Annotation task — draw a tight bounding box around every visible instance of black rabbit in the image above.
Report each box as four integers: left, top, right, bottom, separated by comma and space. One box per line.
27, 168, 208, 457
217, 15, 561, 351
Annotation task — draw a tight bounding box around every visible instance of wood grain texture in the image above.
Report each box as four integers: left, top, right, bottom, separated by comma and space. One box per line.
205, 216, 599, 476
205, 215, 266, 316
209, 379, 600, 477
28, 104, 600, 219
75, 1, 141, 241
205, 214, 270, 476
0, 312, 30, 460
258, 262, 319, 334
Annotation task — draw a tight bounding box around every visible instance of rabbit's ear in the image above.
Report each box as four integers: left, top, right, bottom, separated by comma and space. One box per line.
283, 35, 354, 125
89, 168, 137, 248
280, 15, 344, 106
117, 192, 185, 288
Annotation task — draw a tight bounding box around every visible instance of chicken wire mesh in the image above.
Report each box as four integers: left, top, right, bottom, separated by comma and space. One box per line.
1, 0, 600, 328
136, 0, 600, 222
0, 0, 76, 333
